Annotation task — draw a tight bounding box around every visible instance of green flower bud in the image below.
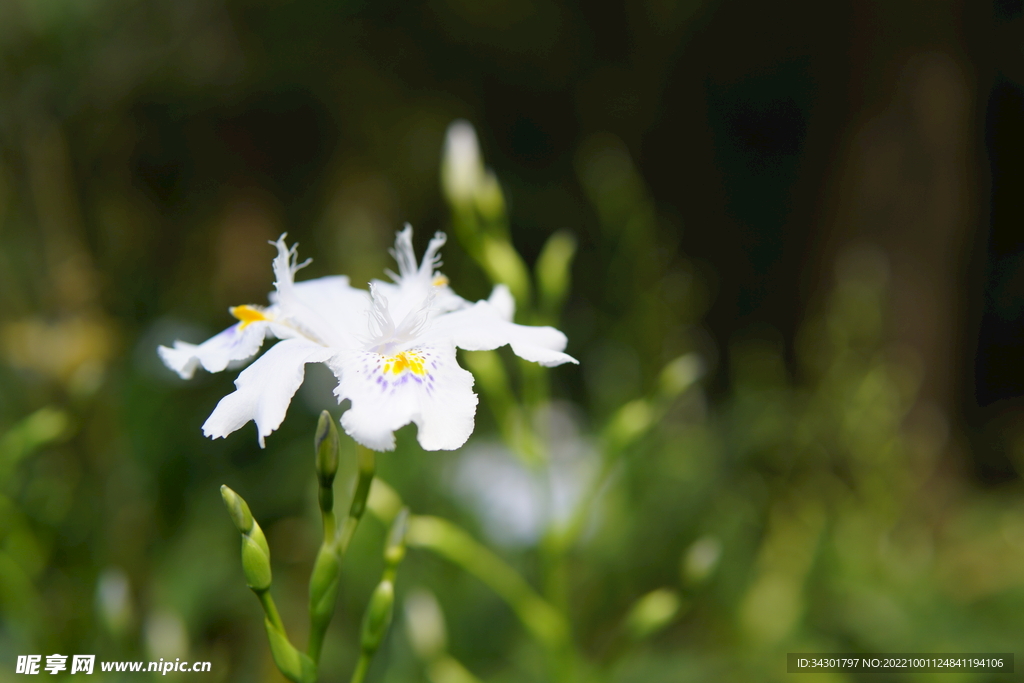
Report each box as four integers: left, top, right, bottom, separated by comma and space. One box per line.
474, 172, 506, 222
348, 446, 376, 520
264, 617, 317, 683
221, 485, 272, 589
384, 508, 409, 569
248, 517, 271, 559
220, 485, 254, 535
481, 236, 531, 307
360, 579, 395, 653
536, 230, 576, 314
366, 478, 403, 525
241, 534, 272, 591
314, 410, 339, 488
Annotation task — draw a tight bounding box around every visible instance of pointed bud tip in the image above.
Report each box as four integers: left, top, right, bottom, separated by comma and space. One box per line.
314, 411, 340, 482
314, 410, 332, 443
384, 508, 410, 566
386, 508, 410, 551
220, 485, 254, 534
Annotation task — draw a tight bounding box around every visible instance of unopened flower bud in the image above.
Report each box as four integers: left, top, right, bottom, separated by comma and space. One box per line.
241, 534, 272, 591
314, 412, 340, 513
536, 231, 576, 314
441, 120, 484, 204
264, 617, 317, 683
481, 236, 531, 307
360, 579, 395, 653
348, 446, 376, 520
315, 411, 340, 484
221, 485, 254, 535
384, 508, 409, 568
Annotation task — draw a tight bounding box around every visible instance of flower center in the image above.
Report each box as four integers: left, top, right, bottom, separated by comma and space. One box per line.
381, 350, 427, 376
230, 305, 269, 329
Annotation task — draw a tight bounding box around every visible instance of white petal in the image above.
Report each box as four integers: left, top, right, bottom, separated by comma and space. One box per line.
373, 278, 468, 323
332, 342, 478, 451
158, 321, 269, 379
388, 225, 418, 279
423, 300, 578, 367
487, 284, 515, 322
202, 339, 333, 447
265, 237, 367, 348
418, 231, 448, 280
270, 275, 369, 349
377, 227, 469, 323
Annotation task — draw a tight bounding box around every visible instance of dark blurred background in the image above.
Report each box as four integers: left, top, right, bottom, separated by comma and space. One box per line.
3, 0, 1024, 681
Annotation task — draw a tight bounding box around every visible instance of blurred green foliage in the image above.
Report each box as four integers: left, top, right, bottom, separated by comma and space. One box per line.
0, 1, 1022, 682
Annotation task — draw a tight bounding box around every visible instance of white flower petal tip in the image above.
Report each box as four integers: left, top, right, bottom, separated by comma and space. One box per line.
421, 297, 578, 368
202, 339, 334, 448
385, 226, 450, 288
158, 343, 201, 379
158, 316, 270, 379
488, 284, 515, 322
270, 233, 312, 289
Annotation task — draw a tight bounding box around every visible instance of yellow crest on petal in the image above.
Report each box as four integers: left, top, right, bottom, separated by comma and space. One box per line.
382, 350, 427, 376
230, 305, 269, 329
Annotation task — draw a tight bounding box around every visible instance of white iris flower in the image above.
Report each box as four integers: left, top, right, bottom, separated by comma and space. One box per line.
159, 226, 577, 451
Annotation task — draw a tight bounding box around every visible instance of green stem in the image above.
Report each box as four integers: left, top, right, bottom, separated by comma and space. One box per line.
338, 514, 361, 554
349, 654, 372, 683
307, 436, 376, 666
407, 515, 569, 650
556, 451, 618, 553
349, 509, 408, 683
321, 509, 336, 546
307, 615, 328, 665
258, 590, 286, 634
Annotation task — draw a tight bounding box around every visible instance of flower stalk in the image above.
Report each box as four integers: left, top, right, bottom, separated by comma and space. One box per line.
350, 508, 409, 683
308, 413, 377, 665
221, 485, 316, 683
221, 412, 380, 681
307, 411, 342, 665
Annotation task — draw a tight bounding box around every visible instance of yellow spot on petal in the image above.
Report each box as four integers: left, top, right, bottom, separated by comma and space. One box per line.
230, 305, 268, 329
382, 350, 427, 376
432, 275, 449, 287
